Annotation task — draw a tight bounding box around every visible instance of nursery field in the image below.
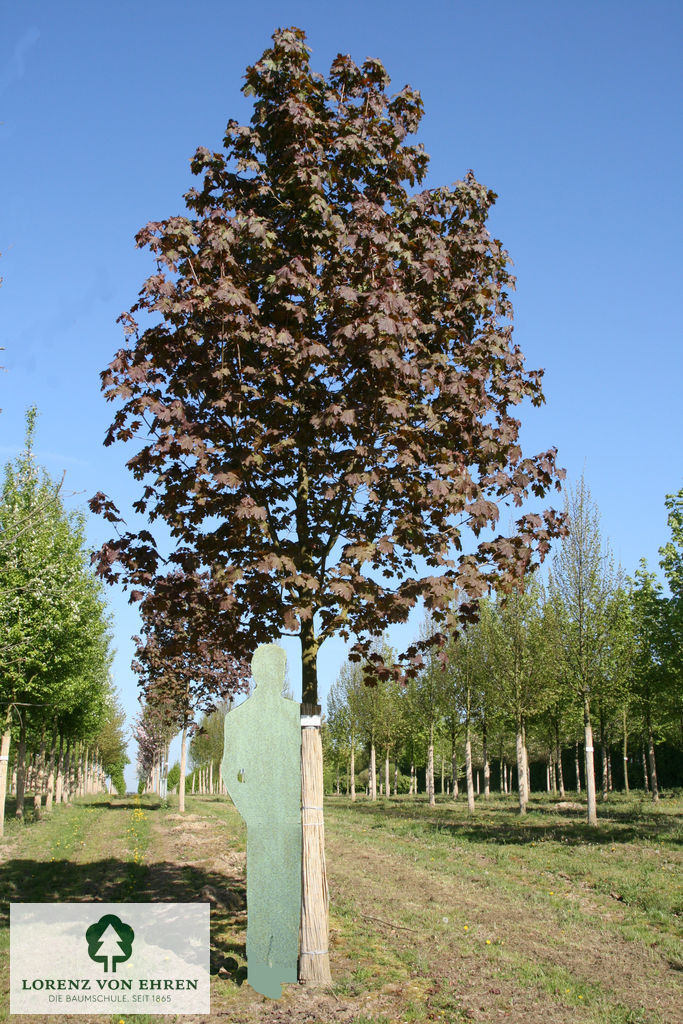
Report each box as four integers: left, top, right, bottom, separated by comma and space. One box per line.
0, 791, 681, 1024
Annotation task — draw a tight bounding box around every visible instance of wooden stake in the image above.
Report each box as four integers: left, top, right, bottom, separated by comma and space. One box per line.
299, 705, 331, 985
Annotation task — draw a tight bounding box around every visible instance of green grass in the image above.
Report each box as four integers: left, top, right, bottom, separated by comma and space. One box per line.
1, 789, 680, 1024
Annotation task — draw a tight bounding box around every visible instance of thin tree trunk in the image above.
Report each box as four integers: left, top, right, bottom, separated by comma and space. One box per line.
622, 708, 630, 795
370, 741, 377, 801
34, 727, 47, 818
55, 735, 64, 805
394, 763, 398, 796
642, 743, 650, 792
575, 741, 581, 793
583, 697, 598, 826
451, 748, 458, 799
482, 716, 490, 799
607, 749, 613, 792
515, 719, 527, 814
427, 721, 435, 807
179, 724, 188, 813
0, 705, 12, 838
600, 709, 609, 802
350, 742, 355, 802
385, 751, 390, 800
556, 720, 565, 797
647, 714, 659, 803
465, 721, 475, 815
15, 718, 27, 819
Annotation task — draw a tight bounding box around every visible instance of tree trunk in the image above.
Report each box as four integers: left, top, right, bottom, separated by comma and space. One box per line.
515, 720, 527, 815
44, 729, 56, 815
607, 749, 613, 792
300, 702, 331, 985
15, 718, 27, 819
646, 714, 659, 803
427, 721, 435, 807
34, 728, 47, 818
350, 742, 355, 802
394, 764, 398, 796
465, 723, 475, 815
622, 708, 630, 795
384, 751, 390, 800
555, 719, 565, 797
178, 724, 188, 813
0, 705, 12, 838
64, 741, 74, 802
600, 709, 608, 802
482, 717, 490, 799
55, 735, 64, 805
451, 749, 458, 799
641, 743, 649, 792
369, 741, 377, 801
583, 697, 598, 826
575, 741, 581, 793
208, 759, 213, 797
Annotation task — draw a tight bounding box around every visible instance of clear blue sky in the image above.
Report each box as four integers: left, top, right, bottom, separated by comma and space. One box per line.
2, 1, 681, 788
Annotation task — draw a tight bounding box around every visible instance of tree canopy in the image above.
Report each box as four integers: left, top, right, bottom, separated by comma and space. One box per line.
92, 26, 565, 703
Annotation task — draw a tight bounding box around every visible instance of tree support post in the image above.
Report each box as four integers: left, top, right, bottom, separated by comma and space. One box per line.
299, 702, 331, 986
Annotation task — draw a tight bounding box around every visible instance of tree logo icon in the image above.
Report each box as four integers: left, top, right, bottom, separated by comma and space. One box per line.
85, 914, 135, 973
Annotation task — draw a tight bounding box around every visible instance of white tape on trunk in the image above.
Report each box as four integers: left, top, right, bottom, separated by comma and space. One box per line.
301, 715, 321, 728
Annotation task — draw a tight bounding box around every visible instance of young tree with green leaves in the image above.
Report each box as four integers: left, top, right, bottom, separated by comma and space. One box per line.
549, 475, 615, 826
629, 562, 672, 801
0, 409, 114, 833
659, 488, 683, 741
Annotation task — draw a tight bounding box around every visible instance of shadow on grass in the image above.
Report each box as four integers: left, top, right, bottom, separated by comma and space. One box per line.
327, 795, 683, 847
0, 852, 247, 980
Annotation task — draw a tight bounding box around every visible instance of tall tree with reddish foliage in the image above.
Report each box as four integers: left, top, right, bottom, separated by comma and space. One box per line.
92, 27, 565, 983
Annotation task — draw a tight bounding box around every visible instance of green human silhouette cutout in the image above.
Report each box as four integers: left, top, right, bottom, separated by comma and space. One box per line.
221, 644, 301, 999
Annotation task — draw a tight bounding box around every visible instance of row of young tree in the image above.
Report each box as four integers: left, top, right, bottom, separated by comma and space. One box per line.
326, 479, 682, 824
135, 699, 235, 799
0, 410, 129, 835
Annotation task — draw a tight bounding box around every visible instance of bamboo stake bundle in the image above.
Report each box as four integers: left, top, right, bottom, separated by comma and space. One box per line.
299, 707, 331, 985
